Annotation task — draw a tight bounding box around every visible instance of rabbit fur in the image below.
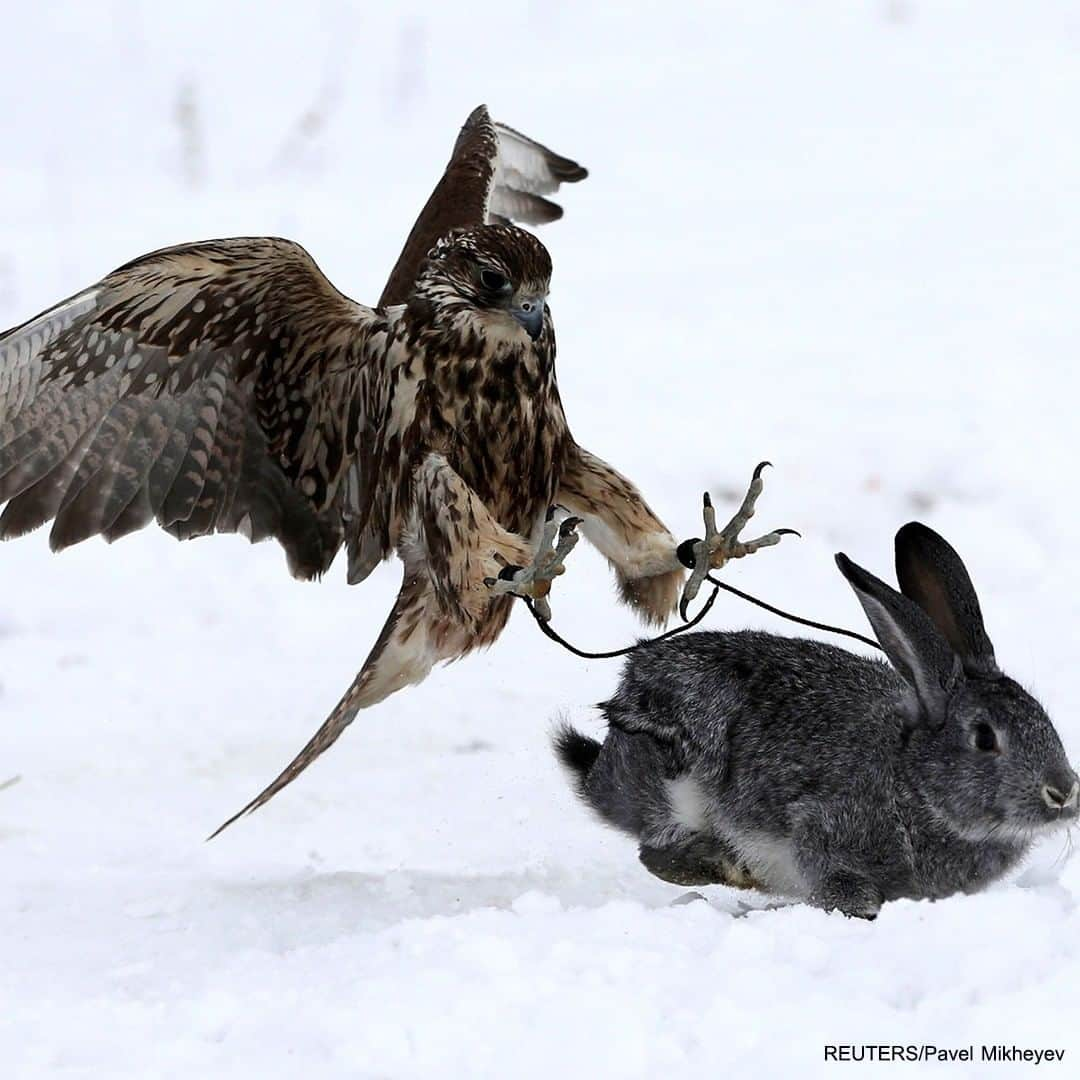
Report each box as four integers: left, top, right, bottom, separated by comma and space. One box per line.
555, 523, 1078, 918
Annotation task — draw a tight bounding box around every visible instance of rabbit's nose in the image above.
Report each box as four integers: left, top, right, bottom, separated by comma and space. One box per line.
1041, 779, 1079, 812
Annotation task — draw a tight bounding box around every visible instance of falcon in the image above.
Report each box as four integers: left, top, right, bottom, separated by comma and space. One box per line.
0, 106, 793, 834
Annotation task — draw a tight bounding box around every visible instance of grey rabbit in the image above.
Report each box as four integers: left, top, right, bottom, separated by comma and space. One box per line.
555, 522, 1078, 918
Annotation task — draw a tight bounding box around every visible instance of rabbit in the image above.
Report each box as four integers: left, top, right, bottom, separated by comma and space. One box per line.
554, 522, 1078, 918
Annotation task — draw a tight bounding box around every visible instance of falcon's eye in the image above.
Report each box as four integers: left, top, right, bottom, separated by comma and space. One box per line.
479, 268, 511, 293
973, 722, 999, 753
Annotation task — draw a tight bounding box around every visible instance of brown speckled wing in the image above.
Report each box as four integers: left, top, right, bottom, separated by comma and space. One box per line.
0, 237, 389, 579
377, 105, 587, 307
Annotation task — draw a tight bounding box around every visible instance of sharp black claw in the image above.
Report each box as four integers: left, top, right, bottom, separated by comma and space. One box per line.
753, 461, 773, 480
545, 505, 557, 522
679, 596, 691, 622
776, 528, 801, 538
484, 577, 497, 587
498, 564, 523, 581
703, 491, 712, 508
559, 516, 583, 536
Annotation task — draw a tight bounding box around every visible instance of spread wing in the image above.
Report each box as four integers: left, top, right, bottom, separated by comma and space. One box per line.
0, 237, 392, 579
378, 104, 587, 306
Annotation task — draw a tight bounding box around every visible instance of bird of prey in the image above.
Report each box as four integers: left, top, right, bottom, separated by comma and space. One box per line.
0, 105, 793, 834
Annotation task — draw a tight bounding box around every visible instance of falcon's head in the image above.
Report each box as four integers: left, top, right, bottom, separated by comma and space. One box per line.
414, 224, 552, 343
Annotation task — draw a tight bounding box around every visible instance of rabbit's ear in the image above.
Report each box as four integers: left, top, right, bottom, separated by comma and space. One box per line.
836, 552, 961, 724
894, 523, 1000, 679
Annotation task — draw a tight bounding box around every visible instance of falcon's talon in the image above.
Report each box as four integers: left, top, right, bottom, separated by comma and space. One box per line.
559, 515, 583, 538
678, 463, 796, 621
487, 511, 581, 616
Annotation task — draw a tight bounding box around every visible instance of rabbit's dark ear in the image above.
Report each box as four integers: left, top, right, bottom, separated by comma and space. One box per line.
836, 552, 961, 724
894, 523, 999, 679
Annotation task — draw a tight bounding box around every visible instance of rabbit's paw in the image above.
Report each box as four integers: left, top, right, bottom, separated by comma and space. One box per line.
486, 506, 582, 621
676, 462, 799, 619
813, 872, 883, 920
639, 842, 762, 890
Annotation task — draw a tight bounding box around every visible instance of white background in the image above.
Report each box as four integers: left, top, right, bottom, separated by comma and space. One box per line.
1, 2, 1078, 1076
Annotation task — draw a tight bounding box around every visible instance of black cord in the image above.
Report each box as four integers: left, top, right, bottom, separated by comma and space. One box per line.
521, 580, 722, 659
704, 573, 882, 651
519, 575, 882, 659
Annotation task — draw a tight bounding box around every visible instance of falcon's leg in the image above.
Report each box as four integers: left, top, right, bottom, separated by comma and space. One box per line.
557, 449, 799, 628
678, 462, 799, 619
486, 507, 582, 622
557, 444, 685, 627
209, 452, 543, 836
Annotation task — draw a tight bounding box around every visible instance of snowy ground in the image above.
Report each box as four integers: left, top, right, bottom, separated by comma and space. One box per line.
3, 2, 1080, 1076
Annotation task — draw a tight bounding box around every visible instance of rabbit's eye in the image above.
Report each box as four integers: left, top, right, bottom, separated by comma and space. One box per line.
974, 723, 999, 753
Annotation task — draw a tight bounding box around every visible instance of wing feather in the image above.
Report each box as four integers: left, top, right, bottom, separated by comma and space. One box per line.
491, 119, 588, 206
0, 237, 391, 579
378, 105, 586, 306
99, 404, 177, 542
486, 188, 564, 227
52, 398, 147, 547
0, 419, 99, 540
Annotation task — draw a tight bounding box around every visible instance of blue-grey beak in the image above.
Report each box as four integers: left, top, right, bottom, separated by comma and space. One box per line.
511, 298, 545, 341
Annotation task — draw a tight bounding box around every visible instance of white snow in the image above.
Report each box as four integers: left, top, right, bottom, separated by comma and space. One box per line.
2, 2, 1079, 1076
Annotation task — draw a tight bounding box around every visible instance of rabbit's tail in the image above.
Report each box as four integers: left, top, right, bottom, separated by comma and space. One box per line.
553, 720, 602, 793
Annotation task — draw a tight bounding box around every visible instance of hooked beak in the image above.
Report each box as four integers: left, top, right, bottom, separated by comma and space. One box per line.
511, 297, 545, 341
